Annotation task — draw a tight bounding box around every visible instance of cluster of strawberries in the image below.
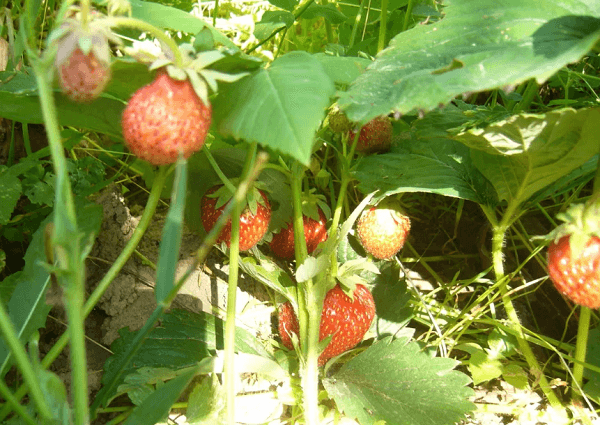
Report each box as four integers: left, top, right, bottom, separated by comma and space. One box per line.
56, 6, 600, 369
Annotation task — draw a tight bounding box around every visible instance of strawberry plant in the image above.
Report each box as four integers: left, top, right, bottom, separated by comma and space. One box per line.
1, 0, 600, 424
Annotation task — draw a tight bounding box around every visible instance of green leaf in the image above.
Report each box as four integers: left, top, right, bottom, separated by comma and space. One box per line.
371, 263, 412, 339
339, 0, 600, 122
0, 199, 102, 377
33, 354, 72, 423
456, 343, 503, 385
323, 337, 475, 425
100, 309, 270, 404
186, 375, 226, 424
0, 171, 22, 225
302, 4, 348, 24
268, 0, 298, 11
155, 159, 187, 305
127, 0, 236, 49
353, 137, 498, 206
254, 11, 295, 40
502, 364, 529, 390
122, 366, 198, 425
455, 107, 600, 204
239, 254, 298, 308
0, 70, 124, 138
213, 51, 335, 165
314, 53, 371, 86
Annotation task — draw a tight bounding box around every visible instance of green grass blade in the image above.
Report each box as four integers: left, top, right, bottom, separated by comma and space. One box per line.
155, 159, 187, 305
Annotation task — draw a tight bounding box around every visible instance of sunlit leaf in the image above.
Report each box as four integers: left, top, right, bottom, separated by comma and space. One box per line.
339, 0, 600, 122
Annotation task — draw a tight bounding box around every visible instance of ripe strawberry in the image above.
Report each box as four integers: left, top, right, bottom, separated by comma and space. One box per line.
122, 70, 212, 165
356, 203, 410, 260
270, 207, 328, 260
201, 185, 271, 251
546, 200, 600, 309
547, 235, 600, 309
347, 116, 392, 154
278, 284, 375, 366
52, 18, 113, 102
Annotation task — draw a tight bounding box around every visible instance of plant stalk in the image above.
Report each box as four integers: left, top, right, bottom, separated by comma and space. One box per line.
33, 48, 89, 424
572, 306, 591, 399
482, 205, 564, 412
289, 164, 321, 425
224, 144, 257, 425
377, 0, 388, 53
0, 300, 52, 420
402, 0, 415, 32
225, 196, 241, 425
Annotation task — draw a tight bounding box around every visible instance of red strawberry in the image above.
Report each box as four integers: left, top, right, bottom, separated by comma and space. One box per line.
278, 284, 375, 366
356, 203, 410, 260
270, 207, 328, 260
547, 235, 600, 309
201, 185, 271, 251
347, 116, 393, 154
122, 70, 212, 165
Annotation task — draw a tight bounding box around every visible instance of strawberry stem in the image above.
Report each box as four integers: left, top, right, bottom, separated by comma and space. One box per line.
377, 0, 388, 53
204, 148, 237, 194
224, 194, 241, 425
223, 144, 258, 425
109, 17, 185, 67
288, 162, 322, 425
481, 204, 566, 414
572, 306, 591, 400
30, 43, 92, 424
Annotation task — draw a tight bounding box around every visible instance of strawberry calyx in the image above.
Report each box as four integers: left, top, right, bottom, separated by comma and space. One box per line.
547, 197, 600, 258
204, 180, 270, 216
301, 190, 331, 224
50, 14, 116, 69
335, 258, 379, 300
141, 47, 248, 107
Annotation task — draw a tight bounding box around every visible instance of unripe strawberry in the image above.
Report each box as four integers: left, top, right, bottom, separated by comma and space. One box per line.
122, 70, 212, 165
56, 46, 111, 102
328, 109, 352, 133
356, 203, 410, 260
50, 12, 113, 102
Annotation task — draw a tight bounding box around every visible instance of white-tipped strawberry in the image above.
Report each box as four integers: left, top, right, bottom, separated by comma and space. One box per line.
356, 199, 411, 260
51, 14, 114, 102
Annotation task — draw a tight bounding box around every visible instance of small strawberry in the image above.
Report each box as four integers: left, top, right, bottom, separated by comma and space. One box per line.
270, 200, 328, 260
122, 70, 212, 165
270, 208, 328, 260
328, 108, 352, 133
547, 200, 600, 309
356, 201, 411, 260
201, 184, 271, 251
278, 284, 375, 365
347, 116, 393, 154
51, 16, 113, 102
